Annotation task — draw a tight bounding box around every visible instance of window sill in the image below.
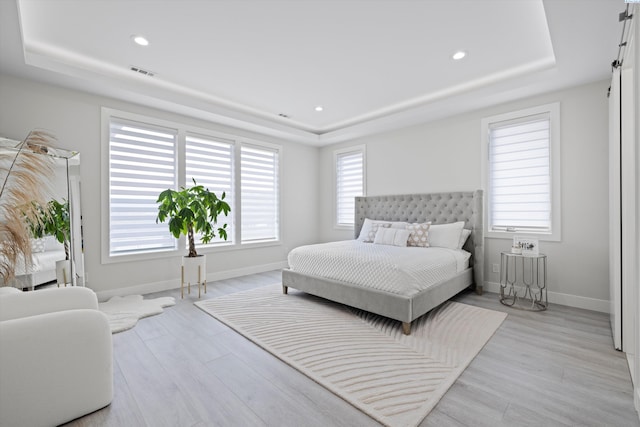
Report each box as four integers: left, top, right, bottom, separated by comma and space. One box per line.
485, 230, 561, 242
102, 240, 283, 264
334, 224, 354, 231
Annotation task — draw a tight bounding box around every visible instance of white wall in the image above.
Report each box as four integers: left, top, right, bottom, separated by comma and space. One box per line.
319, 80, 610, 311
0, 72, 612, 311
0, 73, 320, 297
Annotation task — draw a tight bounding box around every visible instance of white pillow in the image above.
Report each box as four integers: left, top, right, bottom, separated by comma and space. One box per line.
406, 222, 431, 247
458, 229, 472, 249
357, 218, 408, 241
357, 218, 376, 241
428, 221, 465, 249
363, 222, 391, 243
373, 228, 411, 247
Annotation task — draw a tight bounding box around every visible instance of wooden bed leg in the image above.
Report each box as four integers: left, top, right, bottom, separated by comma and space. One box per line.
282, 285, 288, 295
475, 285, 483, 295
402, 322, 411, 335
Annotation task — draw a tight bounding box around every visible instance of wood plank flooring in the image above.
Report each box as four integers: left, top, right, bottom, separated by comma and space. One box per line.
66, 271, 640, 427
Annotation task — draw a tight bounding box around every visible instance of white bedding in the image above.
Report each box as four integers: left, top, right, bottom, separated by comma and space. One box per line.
287, 240, 471, 297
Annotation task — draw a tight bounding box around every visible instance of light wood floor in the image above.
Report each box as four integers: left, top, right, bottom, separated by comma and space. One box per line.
66, 271, 640, 427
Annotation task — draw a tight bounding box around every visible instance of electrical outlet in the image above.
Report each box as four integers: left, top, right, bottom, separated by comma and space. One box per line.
492, 263, 500, 273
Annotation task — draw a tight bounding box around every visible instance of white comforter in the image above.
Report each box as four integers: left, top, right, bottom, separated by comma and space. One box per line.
287, 240, 470, 297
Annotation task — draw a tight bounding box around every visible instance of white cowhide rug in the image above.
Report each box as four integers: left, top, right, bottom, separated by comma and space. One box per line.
99, 295, 175, 333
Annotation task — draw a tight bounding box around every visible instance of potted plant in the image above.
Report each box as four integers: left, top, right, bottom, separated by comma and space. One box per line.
29, 199, 72, 285
156, 179, 230, 297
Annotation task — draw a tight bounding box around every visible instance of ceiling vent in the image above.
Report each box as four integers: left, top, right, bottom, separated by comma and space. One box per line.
130, 66, 155, 77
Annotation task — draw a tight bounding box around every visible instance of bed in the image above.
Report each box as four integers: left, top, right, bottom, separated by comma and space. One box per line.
282, 190, 483, 335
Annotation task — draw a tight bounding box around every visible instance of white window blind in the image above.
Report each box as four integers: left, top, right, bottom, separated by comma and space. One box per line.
241, 145, 279, 242
336, 149, 364, 226
109, 119, 177, 255
185, 134, 234, 245
488, 113, 551, 233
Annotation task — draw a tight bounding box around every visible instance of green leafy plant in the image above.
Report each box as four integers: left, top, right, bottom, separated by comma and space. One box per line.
29, 199, 71, 260
156, 179, 230, 257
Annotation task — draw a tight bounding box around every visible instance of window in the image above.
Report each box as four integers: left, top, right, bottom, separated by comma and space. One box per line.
103, 108, 281, 261
481, 103, 561, 241
241, 144, 279, 242
185, 133, 234, 245
335, 146, 365, 227
108, 118, 178, 255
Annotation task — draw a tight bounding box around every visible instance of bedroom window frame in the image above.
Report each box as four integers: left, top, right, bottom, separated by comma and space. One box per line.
185, 132, 236, 247
481, 103, 561, 242
104, 114, 179, 259
239, 142, 281, 244
101, 108, 282, 264
334, 145, 366, 229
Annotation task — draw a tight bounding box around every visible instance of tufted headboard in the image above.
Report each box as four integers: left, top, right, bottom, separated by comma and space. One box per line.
354, 190, 484, 291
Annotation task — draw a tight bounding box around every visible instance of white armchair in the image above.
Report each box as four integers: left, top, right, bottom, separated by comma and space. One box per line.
0, 287, 113, 427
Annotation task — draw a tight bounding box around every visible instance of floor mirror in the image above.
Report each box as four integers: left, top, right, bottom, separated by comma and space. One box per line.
0, 137, 84, 289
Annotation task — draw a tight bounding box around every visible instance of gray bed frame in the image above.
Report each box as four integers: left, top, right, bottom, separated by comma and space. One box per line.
282, 190, 484, 335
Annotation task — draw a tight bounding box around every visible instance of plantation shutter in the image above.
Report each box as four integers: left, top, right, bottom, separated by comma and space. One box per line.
336, 150, 364, 226
488, 113, 552, 232
185, 134, 234, 245
109, 118, 177, 255
241, 144, 279, 242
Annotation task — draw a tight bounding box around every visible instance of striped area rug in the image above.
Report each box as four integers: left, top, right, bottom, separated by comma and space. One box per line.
195, 284, 506, 427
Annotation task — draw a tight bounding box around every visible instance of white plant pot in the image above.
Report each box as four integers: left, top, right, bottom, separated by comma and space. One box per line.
181, 255, 207, 298
56, 259, 71, 286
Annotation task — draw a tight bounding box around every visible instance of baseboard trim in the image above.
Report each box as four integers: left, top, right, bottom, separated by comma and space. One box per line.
96, 261, 288, 301
484, 281, 610, 313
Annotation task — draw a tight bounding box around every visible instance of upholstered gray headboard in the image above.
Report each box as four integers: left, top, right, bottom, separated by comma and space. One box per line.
354, 190, 484, 291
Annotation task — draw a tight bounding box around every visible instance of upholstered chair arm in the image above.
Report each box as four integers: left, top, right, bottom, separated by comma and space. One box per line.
0, 287, 98, 321
0, 309, 113, 427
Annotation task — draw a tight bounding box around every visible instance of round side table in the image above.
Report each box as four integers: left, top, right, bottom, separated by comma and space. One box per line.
499, 252, 547, 311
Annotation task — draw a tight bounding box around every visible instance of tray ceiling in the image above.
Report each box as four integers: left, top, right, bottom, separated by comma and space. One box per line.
0, 0, 623, 145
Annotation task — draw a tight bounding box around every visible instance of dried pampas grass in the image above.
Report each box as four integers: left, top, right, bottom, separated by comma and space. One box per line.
0, 131, 56, 284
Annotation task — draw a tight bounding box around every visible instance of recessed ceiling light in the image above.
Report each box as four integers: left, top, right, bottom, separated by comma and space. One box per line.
132, 35, 149, 46
315, 105, 324, 112
452, 51, 466, 60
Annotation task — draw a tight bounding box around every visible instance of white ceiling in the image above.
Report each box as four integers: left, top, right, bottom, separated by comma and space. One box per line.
0, 0, 624, 145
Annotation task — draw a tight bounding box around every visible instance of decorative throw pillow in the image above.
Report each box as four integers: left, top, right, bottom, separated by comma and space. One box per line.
357, 218, 375, 241
373, 227, 411, 247
364, 222, 391, 243
406, 222, 431, 247
428, 221, 465, 249
388, 221, 410, 230
30, 238, 46, 253
358, 219, 408, 241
